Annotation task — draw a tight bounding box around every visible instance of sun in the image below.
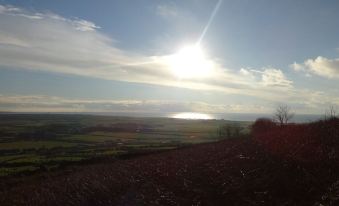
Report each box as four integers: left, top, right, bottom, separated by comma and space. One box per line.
167, 45, 213, 79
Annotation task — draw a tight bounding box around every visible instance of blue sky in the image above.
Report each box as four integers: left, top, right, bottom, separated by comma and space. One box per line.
0, 0, 338, 114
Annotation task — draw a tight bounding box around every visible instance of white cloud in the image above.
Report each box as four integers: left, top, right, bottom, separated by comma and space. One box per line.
239, 68, 255, 79
0, 4, 173, 86
239, 68, 293, 88
0, 5, 21, 13
72, 19, 100, 31
261, 68, 293, 88
156, 4, 178, 18
290, 62, 305, 72
291, 56, 339, 79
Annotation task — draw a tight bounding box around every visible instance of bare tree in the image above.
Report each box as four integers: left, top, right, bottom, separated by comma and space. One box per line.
274, 105, 294, 125
325, 105, 337, 119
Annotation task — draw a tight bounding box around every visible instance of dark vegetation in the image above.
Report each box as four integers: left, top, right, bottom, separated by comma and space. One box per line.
0, 114, 339, 205
253, 117, 339, 162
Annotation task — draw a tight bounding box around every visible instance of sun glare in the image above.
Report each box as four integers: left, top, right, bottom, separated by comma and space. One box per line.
167, 45, 213, 79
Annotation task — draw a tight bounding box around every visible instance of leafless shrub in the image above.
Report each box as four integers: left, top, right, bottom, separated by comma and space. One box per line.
274, 105, 294, 125
325, 105, 337, 120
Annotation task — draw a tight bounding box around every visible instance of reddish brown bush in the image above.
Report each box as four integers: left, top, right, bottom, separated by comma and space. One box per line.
252, 117, 339, 162
251, 118, 277, 134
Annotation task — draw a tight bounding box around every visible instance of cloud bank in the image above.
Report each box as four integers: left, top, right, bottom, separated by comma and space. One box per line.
0, 95, 273, 114
0, 93, 337, 114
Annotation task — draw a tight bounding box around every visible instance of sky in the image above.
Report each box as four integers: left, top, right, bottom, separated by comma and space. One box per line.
0, 0, 339, 115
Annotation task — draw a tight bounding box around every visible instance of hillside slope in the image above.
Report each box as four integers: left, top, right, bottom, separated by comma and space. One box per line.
0, 137, 338, 206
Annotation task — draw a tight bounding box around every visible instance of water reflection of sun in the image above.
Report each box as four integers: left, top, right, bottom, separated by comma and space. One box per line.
172, 112, 213, 120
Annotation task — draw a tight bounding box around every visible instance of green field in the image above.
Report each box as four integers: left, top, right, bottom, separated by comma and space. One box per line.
0, 114, 251, 176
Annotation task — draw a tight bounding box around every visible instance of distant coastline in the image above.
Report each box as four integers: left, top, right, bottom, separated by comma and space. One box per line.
0, 112, 323, 123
